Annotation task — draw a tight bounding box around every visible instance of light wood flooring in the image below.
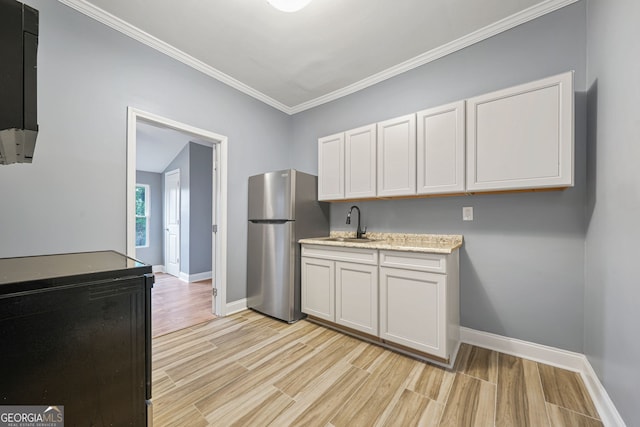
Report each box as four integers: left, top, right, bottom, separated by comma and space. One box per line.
152, 310, 602, 426
152, 273, 216, 338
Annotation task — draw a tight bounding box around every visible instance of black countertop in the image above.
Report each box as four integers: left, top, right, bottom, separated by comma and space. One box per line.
0, 250, 151, 294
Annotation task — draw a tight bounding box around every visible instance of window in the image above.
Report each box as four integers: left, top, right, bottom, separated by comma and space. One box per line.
135, 184, 150, 248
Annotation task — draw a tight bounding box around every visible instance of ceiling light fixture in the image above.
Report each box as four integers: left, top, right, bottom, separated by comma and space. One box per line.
267, 0, 313, 13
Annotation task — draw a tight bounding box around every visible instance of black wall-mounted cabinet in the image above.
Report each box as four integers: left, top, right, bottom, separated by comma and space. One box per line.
0, 0, 39, 164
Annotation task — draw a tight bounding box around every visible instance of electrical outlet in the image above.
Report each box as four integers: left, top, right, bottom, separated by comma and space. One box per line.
463, 206, 473, 221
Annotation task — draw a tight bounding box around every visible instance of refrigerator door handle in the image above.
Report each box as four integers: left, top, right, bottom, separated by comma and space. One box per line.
249, 219, 290, 224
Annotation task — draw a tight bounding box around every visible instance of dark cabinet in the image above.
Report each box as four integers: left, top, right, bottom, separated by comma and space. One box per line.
0, 251, 153, 426
0, 0, 39, 164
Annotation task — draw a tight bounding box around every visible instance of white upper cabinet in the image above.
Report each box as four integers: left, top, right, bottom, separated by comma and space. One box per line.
345, 124, 377, 199
318, 71, 575, 200
377, 114, 417, 197
416, 101, 466, 194
466, 71, 574, 192
318, 133, 345, 200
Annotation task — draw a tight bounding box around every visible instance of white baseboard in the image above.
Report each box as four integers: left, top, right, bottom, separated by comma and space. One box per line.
152, 265, 165, 273
226, 298, 247, 315
580, 356, 627, 427
178, 271, 212, 283
188, 271, 213, 282
460, 327, 585, 371
460, 327, 626, 427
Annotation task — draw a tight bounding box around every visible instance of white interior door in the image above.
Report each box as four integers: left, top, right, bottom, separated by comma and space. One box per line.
211, 145, 217, 312
165, 169, 180, 277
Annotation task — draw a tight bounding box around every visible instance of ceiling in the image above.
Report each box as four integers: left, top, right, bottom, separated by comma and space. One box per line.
136, 121, 212, 173
59, 0, 575, 114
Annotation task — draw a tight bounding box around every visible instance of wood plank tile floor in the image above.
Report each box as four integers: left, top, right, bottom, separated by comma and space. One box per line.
152, 310, 602, 426
152, 273, 216, 338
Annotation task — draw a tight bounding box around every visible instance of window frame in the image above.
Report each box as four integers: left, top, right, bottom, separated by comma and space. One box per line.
135, 183, 150, 248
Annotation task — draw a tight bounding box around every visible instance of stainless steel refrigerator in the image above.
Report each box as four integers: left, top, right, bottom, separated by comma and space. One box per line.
247, 169, 329, 322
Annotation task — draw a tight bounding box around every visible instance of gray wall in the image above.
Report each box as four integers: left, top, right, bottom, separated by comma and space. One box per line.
135, 170, 163, 266
291, 2, 587, 352
585, 0, 640, 424
189, 143, 213, 275
0, 0, 292, 303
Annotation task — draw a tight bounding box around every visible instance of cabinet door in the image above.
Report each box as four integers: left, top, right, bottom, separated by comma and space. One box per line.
0, 278, 148, 425
379, 267, 447, 358
318, 133, 345, 200
345, 124, 377, 199
466, 71, 574, 191
416, 101, 465, 194
377, 114, 417, 197
335, 261, 378, 336
301, 257, 335, 321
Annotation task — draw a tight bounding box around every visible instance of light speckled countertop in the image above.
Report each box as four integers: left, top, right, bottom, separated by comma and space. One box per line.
299, 231, 463, 254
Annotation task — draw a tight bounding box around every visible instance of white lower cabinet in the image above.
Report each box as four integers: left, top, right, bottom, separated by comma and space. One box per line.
301, 245, 377, 327
301, 257, 335, 322
301, 244, 460, 365
335, 261, 378, 336
379, 250, 459, 362
379, 267, 446, 358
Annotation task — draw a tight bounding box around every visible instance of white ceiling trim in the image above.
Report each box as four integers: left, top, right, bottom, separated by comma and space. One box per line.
289, 0, 579, 114
58, 0, 577, 116
57, 0, 291, 113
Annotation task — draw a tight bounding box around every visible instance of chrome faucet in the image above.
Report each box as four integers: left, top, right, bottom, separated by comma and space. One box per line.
346, 206, 366, 239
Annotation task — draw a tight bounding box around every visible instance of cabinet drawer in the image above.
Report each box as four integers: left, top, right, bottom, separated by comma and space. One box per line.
379, 250, 446, 273
301, 244, 378, 265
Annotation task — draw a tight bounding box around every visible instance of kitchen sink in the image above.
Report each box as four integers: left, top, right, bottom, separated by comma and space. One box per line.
324, 237, 377, 243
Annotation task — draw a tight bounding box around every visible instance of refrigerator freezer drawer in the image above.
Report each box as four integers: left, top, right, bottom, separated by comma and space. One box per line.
247, 220, 301, 322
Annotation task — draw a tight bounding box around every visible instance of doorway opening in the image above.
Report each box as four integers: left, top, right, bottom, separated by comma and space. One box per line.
126, 108, 228, 332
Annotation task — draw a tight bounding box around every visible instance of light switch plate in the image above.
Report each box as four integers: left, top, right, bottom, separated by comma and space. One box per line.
463, 206, 473, 221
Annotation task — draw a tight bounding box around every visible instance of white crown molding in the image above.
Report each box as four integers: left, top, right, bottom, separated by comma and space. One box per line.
58, 0, 577, 115
460, 327, 626, 427
289, 0, 579, 114
57, 0, 292, 114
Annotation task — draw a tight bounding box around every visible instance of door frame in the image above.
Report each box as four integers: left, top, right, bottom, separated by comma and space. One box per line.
126, 107, 229, 316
